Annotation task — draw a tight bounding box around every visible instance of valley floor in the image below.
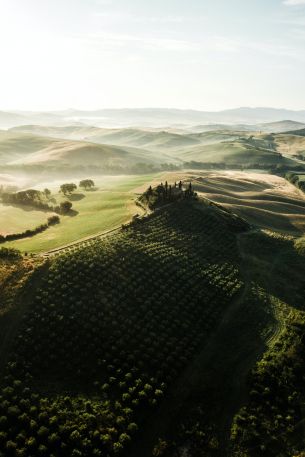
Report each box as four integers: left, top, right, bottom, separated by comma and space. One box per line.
1, 174, 159, 253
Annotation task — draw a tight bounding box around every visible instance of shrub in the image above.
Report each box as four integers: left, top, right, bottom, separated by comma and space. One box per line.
47, 215, 60, 226
0, 247, 22, 259
60, 201, 72, 214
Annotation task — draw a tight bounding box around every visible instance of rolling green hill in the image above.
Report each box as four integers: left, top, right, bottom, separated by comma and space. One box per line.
9, 125, 101, 141
1, 191, 305, 457
283, 127, 305, 136
274, 133, 305, 159
4, 125, 305, 174
258, 120, 305, 133
0, 131, 53, 165
10, 140, 170, 167
0, 196, 246, 457
0, 131, 179, 174
176, 138, 286, 165
10, 126, 202, 152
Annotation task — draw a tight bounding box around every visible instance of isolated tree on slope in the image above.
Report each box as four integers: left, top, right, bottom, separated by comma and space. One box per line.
79, 179, 95, 190
60, 183, 77, 195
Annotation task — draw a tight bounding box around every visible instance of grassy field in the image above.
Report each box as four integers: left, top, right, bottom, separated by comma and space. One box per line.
3, 174, 158, 253
0, 204, 53, 236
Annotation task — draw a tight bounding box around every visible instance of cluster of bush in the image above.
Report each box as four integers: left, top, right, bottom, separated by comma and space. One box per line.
0, 247, 22, 259
139, 181, 197, 210
1, 189, 53, 211
1, 188, 74, 215
0, 215, 60, 243
231, 317, 305, 456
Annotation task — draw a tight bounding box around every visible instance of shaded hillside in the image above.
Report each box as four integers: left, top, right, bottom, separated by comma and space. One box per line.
283, 127, 305, 136
1, 191, 305, 456
0, 196, 247, 457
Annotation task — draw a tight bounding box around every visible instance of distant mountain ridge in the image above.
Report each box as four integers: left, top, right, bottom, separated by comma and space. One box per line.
2, 107, 305, 128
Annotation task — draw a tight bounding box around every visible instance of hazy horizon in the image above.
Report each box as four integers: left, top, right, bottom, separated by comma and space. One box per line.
2, 106, 305, 114
1, 0, 305, 112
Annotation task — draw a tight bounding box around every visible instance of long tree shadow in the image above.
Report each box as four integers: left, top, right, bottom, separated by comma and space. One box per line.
84, 187, 98, 192
67, 209, 79, 217
67, 193, 85, 201
1, 202, 53, 214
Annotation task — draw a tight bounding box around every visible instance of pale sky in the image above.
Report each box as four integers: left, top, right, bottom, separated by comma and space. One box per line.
1, 0, 305, 111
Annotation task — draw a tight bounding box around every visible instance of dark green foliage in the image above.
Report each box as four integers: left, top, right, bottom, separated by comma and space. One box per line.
59, 201, 72, 214
231, 317, 305, 457
79, 180, 95, 190
44, 189, 51, 198
0, 247, 22, 260
0, 200, 245, 456
139, 181, 197, 210
60, 183, 77, 195
0, 216, 61, 243
1, 189, 54, 212
47, 215, 60, 226
285, 172, 305, 193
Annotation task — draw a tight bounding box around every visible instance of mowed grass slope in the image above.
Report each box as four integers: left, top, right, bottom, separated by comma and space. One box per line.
161, 171, 305, 235
0, 131, 53, 164
0, 131, 174, 171
274, 132, 305, 157
175, 138, 287, 165
3, 174, 158, 253
131, 167, 305, 235
7, 125, 300, 168
9, 138, 168, 167
0, 204, 54, 236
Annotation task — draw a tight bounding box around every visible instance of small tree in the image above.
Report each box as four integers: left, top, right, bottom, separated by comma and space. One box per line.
79, 179, 95, 190
60, 183, 77, 195
60, 201, 72, 214
44, 188, 51, 198
47, 215, 60, 225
